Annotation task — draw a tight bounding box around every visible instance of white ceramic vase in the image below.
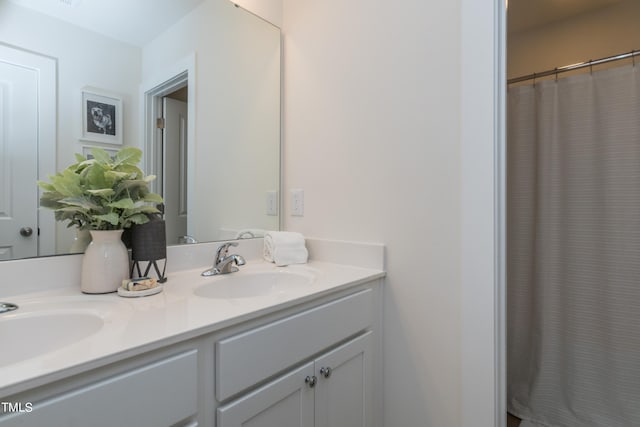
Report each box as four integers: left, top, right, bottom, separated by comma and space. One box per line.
69, 229, 92, 253
81, 230, 129, 294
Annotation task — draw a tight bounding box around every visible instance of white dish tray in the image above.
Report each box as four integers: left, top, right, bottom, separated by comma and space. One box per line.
117, 284, 163, 298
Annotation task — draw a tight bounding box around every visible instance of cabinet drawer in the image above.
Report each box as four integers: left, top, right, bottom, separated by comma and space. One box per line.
216, 289, 373, 401
0, 350, 198, 427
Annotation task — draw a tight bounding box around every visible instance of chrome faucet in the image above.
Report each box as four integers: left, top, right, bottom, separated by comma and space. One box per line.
202, 242, 246, 276
178, 235, 198, 244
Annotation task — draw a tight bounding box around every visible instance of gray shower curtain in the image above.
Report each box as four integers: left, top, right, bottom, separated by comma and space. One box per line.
507, 64, 640, 427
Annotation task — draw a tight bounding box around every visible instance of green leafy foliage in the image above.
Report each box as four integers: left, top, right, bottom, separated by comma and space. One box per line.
38, 147, 163, 230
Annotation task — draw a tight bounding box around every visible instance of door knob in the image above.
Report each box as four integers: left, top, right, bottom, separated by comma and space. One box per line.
320, 367, 332, 378
305, 375, 317, 388
19, 227, 33, 237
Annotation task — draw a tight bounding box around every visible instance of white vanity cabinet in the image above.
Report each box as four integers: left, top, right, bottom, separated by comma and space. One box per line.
0, 346, 201, 427
0, 276, 382, 427
217, 331, 373, 427
215, 288, 378, 427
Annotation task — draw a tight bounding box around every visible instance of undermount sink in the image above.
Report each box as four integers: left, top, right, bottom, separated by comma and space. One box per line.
0, 301, 115, 366
194, 269, 316, 299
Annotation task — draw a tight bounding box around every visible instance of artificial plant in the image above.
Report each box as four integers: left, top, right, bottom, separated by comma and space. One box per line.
38, 147, 163, 230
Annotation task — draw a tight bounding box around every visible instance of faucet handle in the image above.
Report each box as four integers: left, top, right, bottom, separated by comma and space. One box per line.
215, 241, 239, 260
202, 242, 244, 276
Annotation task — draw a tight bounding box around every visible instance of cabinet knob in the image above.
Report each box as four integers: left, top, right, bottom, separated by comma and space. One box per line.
305, 375, 317, 388
320, 367, 332, 378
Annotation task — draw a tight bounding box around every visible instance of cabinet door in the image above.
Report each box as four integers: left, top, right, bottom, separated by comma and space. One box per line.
217, 362, 315, 427
315, 331, 373, 427
0, 350, 198, 427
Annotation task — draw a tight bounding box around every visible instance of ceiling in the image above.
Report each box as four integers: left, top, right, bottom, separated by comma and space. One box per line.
508, 0, 625, 34
13, 0, 626, 44
8, 0, 207, 47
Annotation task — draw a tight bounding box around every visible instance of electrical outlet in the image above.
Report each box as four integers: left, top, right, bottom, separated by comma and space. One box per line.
291, 189, 304, 216
266, 191, 278, 216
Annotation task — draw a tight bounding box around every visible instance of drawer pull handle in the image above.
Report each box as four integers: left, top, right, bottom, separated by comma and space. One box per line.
320, 367, 332, 378
305, 375, 317, 388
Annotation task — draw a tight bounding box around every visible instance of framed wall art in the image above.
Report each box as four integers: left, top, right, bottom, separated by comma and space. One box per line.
81, 89, 122, 145
81, 145, 118, 160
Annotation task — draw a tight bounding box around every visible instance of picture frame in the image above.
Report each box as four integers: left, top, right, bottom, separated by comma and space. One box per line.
81, 89, 122, 145
82, 145, 118, 160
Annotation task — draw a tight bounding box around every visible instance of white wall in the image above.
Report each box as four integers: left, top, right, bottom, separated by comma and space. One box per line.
0, 0, 504, 423
233, 0, 282, 28
142, 0, 280, 242
508, 0, 640, 80
0, 1, 142, 253
282, 1, 466, 425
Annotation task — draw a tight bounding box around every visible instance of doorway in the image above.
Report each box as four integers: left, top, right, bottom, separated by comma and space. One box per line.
142, 55, 195, 246
160, 89, 188, 245
505, 2, 640, 426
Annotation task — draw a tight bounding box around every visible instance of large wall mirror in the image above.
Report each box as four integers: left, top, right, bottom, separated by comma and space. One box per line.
0, 0, 281, 261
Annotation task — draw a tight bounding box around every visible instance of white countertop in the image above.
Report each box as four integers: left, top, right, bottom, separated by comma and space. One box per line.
0, 260, 384, 397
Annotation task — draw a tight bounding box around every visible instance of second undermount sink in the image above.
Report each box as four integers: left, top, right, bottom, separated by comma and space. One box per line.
194, 269, 316, 299
0, 300, 117, 366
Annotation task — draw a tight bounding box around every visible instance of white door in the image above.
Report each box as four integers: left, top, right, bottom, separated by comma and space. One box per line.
0, 55, 37, 259
217, 362, 315, 427
0, 45, 55, 260
314, 332, 374, 427
162, 97, 188, 245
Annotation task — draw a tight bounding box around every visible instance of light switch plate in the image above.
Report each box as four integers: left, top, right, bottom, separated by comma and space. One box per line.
266, 191, 278, 216
291, 189, 304, 216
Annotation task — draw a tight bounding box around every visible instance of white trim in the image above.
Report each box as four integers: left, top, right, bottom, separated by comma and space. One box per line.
278, 33, 284, 233
495, 0, 507, 423
140, 53, 196, 235
459, 0, 506, 426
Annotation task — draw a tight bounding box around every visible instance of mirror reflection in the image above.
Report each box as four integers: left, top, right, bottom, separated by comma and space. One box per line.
0, 0, 281, 261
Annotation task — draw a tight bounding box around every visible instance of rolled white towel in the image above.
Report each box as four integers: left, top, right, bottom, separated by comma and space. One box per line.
264, 231, 308, 266
235, 228, 266, 239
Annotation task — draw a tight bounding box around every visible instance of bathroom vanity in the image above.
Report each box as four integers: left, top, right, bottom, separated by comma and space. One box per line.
0, 240, 384, 427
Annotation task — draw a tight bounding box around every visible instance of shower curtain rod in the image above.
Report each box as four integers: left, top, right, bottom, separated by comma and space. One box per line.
507, 50, 640, 84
